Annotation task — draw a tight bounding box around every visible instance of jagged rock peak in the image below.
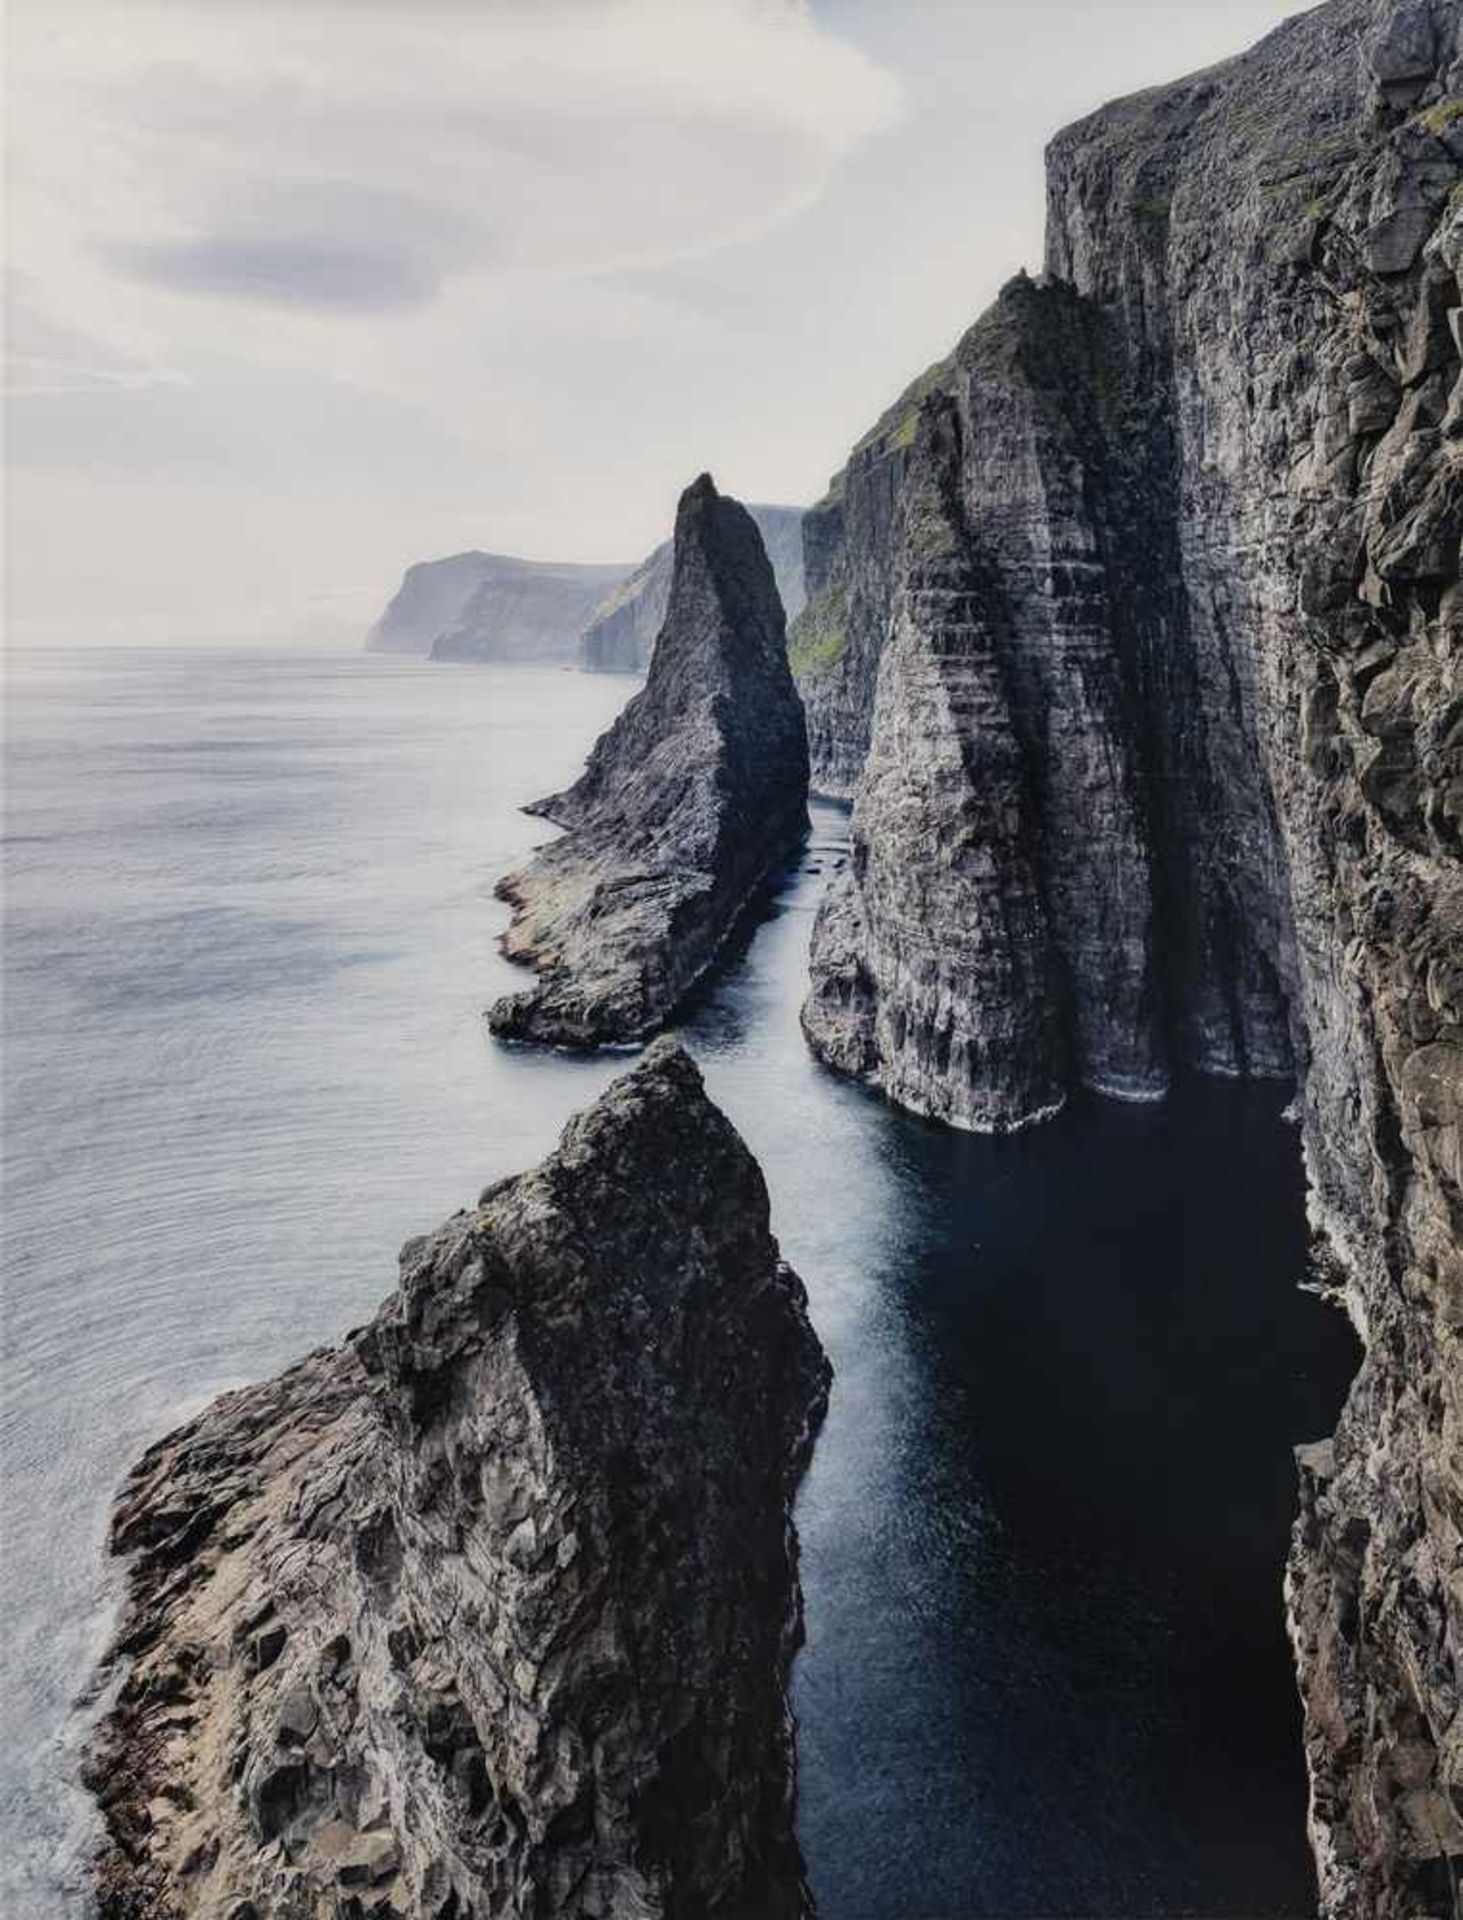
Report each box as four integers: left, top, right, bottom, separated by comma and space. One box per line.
581, 501, 806, 676
489, 473, 810, 1047
84, 1039, 831, 1920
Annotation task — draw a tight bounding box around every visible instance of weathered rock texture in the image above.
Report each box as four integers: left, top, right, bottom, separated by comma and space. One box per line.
790, 365, 948, 800
801, 240, 1302, 1124
801, 391, 1070, 1130
365, 554, 629, 663
489, 475, 809, 1048
802, 280, 1186, 1126
804, 0, 1463, 1908
581, 506, 806, 676
85, 1042, 830, 1920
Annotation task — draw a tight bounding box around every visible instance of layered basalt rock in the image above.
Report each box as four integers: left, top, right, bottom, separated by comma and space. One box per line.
803, 0, 1461, 1907
790, 367, 943, 801
803, 266, 1282, 1124
802, 392, 1069, 1130
85, 1042, 830, 1920
489, 474, 809, 1048
581, 504, 806, 676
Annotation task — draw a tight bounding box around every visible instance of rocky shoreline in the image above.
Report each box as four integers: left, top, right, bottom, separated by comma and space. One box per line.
83, 1043, 830, 1920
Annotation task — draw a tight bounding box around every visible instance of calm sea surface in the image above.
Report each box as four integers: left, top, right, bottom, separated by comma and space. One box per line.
2, 648, 1358, 1917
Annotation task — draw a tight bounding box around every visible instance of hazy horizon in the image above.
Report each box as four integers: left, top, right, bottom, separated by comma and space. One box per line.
7, 0, 1305, 649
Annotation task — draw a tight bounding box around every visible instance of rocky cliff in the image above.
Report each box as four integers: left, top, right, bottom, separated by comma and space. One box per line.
800, 0, 1462, 1908
84, 1042, 830, 1920
429, 559, 631, 665
366, 554, 630, 663
581, 505, 806, 675
790, 370, 942, 799
366, 552, 499, 655
800, 389, 1071, 1130
489, 475, 809, 1048
802, 280, 1190, 1127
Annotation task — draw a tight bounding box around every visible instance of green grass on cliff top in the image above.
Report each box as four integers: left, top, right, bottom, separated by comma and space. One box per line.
788, 582, 851, 678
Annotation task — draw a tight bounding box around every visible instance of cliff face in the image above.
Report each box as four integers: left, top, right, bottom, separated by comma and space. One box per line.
802, 251, 1304, 1125
365, 554, 629, 663
790, 374, 936, 798
581, 505, 806, 675
370, 512, 805, 678
802, 0, 1462, 1907
489, 475, 809, 1048
85, 1042, 830, 1920
1047, 14, 1462, 1912
801, 390, 1070, 1130
365, 552, 498, 655
428, 560, 630, 665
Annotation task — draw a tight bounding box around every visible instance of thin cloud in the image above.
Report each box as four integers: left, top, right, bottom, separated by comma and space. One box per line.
110, 238, 444, 314
5, 0, 1301, 652
5, 356, 192, 397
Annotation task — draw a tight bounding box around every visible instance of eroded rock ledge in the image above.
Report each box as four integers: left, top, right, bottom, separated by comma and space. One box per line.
84, 1042, 830, 1920
489, 474, 809, 1048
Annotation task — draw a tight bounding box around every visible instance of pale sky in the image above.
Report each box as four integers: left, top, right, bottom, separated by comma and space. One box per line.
6, 0, 1304, 648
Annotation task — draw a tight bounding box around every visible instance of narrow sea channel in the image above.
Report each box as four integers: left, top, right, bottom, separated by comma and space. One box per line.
2, 647, 1357, 1917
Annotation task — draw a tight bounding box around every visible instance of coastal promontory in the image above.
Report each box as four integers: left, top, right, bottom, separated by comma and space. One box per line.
84, 1042, 830, 1920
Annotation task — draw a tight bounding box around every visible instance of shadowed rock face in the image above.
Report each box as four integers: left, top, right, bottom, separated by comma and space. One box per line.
802, 393, 1068, 1131
801, 0, 1462, 1907
581, 506, 806, 676
84, 1042, 830, 1920
802, 260, 1303, 1122
489, 474, 810, 1048
1049, 11, 1463, 1913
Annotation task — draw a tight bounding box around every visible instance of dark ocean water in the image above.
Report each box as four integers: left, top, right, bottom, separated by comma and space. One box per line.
1, 648, 1358, 1917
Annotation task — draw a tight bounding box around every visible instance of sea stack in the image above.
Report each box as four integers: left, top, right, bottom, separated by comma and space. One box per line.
580, 503, 807, 675
489, 474, 810, 1047
84, 1042, 831, 1920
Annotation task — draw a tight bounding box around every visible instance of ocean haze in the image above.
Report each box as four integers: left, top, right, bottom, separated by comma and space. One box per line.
8, 0, 1304, 650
